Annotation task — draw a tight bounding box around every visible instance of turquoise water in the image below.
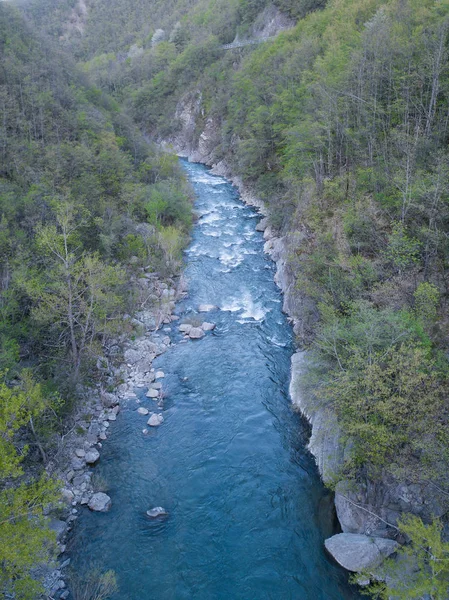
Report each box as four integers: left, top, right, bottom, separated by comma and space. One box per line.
70, 161, 359, 599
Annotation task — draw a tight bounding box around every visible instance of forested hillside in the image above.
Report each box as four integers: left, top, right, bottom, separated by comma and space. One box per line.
0, 4, 191, 596
4, 0, 449, 596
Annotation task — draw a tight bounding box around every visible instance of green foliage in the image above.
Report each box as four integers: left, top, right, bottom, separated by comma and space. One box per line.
414, 282, 440, 331
364, 515, 449, 600
0, 372, 60, 599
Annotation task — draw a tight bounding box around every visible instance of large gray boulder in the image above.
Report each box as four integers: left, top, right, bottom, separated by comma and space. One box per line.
85, 449, 100, 465
88, 492, 112, 512
189, 327, 205, 339
325, 533, 398, 572
201, 322, 216, 331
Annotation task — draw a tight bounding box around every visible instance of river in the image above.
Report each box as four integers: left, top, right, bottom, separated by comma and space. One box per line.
70, 160, 360, 599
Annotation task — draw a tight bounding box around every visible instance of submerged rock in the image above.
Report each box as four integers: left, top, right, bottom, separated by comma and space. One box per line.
325, 533, 398, 572
146, 506, 168, 518
201, 322, 216, 331
189, 327, 205, 339
88, 492, 112, 512
137, 407, 149, 415
198, 304, 217, 312
147, 413, 164, 427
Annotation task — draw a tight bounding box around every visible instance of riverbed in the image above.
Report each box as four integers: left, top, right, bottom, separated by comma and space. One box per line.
70, 160, 359, 599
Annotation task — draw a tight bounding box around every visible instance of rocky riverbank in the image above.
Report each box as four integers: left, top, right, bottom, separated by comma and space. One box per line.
41, 273, 187, 598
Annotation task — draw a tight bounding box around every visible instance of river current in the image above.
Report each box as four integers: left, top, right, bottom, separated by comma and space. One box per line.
71, 161, 359, 599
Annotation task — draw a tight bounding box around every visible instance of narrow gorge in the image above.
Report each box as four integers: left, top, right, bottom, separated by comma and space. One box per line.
69, 160, 360, 599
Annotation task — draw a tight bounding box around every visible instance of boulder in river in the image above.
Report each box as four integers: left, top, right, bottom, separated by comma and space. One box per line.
146, 389, 159, 398
146, 506, 168, 518
189, 327, 205, 339
85, 449, 100, 465
201, 322, 216, 331
198, 304, 217, 312
325, 533, 398, 572
179, 323, 192, 333
88, 492, 112, 512
137, 407, 149, 415
155, 370, 165, 379
147, 413, 164, 427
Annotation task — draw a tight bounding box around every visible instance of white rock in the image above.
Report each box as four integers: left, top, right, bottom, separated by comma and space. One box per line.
155, 370, 165, 379
179, 324, 192, 333
146, 389, 159, 398
85, 449, 100, 465
146, 506, 168, 518
137, 407, 149, 415
198, 304, 217, 312
147, 413, 164, 427
75, 449, 85, 458
201, 322, 216, 331
325, 533, 399, 572
88, 492, 111, 512
189, 327, 205, 339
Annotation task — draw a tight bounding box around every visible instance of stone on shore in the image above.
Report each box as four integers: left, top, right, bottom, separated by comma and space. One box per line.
146, 506, 168, 518
85, 449, 100, 465
324, 533, 398, 572
147, 413, 164, 427
255, 217, 268, 232
201, 322, 215, 331
198, 304, 217, 312
146, 389, 159, 398
49, 519, 68, 542
71, 457, 85, 471
88, 492, 112, 512
189, 327, 205, 339
137, 407, 149, 415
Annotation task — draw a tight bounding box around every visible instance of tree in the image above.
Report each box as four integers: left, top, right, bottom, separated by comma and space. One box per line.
22, 198, 126, 380
0, 373, 59, 600
366, 515, 449, 600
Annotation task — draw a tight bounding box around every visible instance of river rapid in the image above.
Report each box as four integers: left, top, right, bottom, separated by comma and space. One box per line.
70, 161, 359, 599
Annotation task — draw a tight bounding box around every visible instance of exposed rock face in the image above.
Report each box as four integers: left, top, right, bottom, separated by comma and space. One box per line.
325, 533, 398, 572
289, 352, 344, 484
88, 493, 112, 512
